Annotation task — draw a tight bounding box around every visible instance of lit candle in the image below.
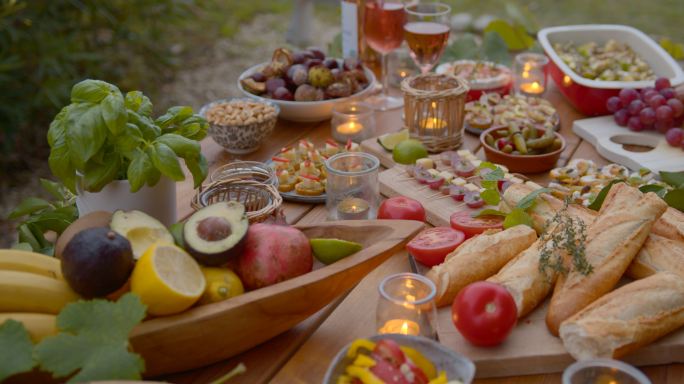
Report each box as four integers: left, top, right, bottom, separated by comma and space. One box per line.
336, 197, 370, 220
336, 121, 364, 135
520, 81, 544, 95
421, 117, 447, 130
378, 319, 421, 336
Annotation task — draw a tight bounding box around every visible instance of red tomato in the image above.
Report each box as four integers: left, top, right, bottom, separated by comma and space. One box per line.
373, 339, 406, 368
451, 281, 517, 347
406, 227, 465, 267
377, 196, 426, 222
450, 211, 503, 238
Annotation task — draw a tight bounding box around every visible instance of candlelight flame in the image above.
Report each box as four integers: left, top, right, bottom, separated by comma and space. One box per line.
400, 321, 409, 334
522, 70, 530, 79
563, 75, 572, 86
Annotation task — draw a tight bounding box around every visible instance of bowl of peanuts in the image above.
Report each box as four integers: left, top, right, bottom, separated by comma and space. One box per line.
200, 98, 279, 155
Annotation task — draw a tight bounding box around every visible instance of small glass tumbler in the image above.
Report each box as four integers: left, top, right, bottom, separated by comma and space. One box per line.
325, 152, 380, 220
331, 102, 376, 144
376, 273, 437, 339
562, 359, 651, 384
514, 52, 549, 97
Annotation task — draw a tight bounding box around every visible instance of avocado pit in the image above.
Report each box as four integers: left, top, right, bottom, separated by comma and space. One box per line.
197, 217, 233, 241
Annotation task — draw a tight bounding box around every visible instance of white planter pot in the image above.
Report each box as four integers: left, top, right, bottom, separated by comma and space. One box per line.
75, 177, 177, 226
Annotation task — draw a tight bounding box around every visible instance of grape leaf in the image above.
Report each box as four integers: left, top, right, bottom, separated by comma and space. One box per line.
660, 171, 684, 189
0, 320, 36, 381
481, 189, 501, 206
664, 189, 684, 212
516, 188, 551, 211
34, 293, 146, 383
588, 180, 624, 211
503, 208, 534, 229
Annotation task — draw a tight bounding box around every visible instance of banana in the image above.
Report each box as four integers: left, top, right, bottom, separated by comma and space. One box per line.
0, 313, 57, 342
0, 270, 80, 314
0, 250, 63, 280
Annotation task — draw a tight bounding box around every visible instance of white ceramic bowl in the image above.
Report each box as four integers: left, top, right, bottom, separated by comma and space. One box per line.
237, 61, 377, 123
322, 334, 476, 384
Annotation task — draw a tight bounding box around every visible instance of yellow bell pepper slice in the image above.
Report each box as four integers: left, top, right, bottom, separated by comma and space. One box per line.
400, 346, 437, 379
346, 365, 384, 384
347, 338, 377, 358
353, 354, 377, 368
337, 374, 355, 384
428, 370, 448, 384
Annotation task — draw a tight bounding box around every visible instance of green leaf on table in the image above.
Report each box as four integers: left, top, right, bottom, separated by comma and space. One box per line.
639, 184, 668, 198
503, 207, 534, 229
441, 33, 480, 63
0, 320, 36, 381
664, 189, 684, 212
156, 133, 200, 158
34, 293, 147, 382
150, 142, 185, 182
481, 189, 501, 206
587, 180, 624, 211
482, 31, 511, 65
484, 20, 535, 51
101, 92, 126, 135
83, 152, 121, 192
70, 79, 115, 104
186, 155, 208, 189
124, 91, 153, 117
473, 208, 507, 218
660, 171, 684, 189
66, 103, 108, 168
40, 178, 66, 200
127, 149, 154, 192
516, 187, 551, 211
8, 197, 51, 219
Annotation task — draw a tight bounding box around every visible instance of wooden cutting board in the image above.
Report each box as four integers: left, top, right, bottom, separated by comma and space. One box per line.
573, 116, 684, 172
361, 136, 397, 169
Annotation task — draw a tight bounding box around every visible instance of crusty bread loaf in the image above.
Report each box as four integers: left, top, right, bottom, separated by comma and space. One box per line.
627, 234, 684, 279
546, 185, 668, 335
560, 272, 684, 360
425, 225, 536, 307
652, 207, 684, 243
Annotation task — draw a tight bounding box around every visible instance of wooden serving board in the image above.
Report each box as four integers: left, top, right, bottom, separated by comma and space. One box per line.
573, 116, 684, 172
361, 136, 397, 169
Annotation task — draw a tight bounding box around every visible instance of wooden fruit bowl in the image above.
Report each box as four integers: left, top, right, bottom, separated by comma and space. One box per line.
129, 219, 424, 376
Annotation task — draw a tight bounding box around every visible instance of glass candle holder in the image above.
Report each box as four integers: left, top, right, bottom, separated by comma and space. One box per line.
562, 359, 651, 384
325, 152, 380, 221
209, 160, 276, 185
514, 52, 549, 97
331, 102, 376, 144
376, 273, 437, 339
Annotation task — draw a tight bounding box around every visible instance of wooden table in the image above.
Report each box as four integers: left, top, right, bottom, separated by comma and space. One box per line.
163, 86, 684, 384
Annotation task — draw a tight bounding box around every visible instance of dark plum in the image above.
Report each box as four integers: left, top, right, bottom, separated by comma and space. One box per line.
286, 64, 308, 86
273, 86, 294, 101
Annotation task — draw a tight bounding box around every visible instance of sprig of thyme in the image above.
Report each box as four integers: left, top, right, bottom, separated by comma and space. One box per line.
538, 202, 592, 279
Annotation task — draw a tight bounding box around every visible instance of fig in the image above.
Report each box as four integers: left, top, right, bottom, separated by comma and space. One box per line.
306, 47, 326, 60
294, 84, 319, 101
241, 78, 266, 95
323, 58, 339, 70
292, 51, 313, 64
184, 201, 249, 266
308, 65, 334, 88
273, 86, 294, 101
326, 81, 352, 99
287, 64, 309, 86
265, 77, 286, 94
343, 57, 362, 71
250, 72, 267, 82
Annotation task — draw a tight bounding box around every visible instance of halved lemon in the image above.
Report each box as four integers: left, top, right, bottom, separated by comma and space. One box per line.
131, 243, 205, 316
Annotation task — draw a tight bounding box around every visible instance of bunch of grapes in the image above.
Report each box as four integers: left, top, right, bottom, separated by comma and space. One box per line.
606, 77, 684, 149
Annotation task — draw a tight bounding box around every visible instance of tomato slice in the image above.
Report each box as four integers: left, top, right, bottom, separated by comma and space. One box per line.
406, 227, 465, 267
450, 211, 503, 238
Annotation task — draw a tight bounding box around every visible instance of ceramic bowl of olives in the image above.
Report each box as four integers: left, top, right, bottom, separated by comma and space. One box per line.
238, 47, 376, 122
480, 125, 566, 174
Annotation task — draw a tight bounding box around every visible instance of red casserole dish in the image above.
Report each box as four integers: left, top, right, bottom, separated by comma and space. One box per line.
538, 25, 684, 116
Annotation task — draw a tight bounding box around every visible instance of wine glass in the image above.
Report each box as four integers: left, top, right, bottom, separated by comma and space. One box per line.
376, 273, 437, 339
363, 0, 406, 111
404, 2, 451, 74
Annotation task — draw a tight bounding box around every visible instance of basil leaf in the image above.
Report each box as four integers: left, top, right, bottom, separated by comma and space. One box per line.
127, 111, 160, 141
516, 187, 551, 210
639, 184, 668, 198
660, 171, 684, 189
66, 103, 107, 168
124, 91, 153, 117
113, 124, 143, 159
8, 197, 51, 219
101, 92, 126, 135
156, 134, 200, 158
481, 189, 501, 206
473, 208, 507, 218
40, 179, 66, 200
127, 149, 154, 193
588, 180, 624, 211
83, 152, 121, 192
481, 180, 498, 190
150, 143, 185, 182
504, 208, 534, 229
482, 167, 505, 181
664, 189, 684, 211
146, 167, 162, 187
48, 142, 76, 193
17, 224, 42, 251
155, 106, 194, 128
186, 155, 208, 189
71, 79, 116, 104
47, 106, 69, 147
27, 208, 77, 235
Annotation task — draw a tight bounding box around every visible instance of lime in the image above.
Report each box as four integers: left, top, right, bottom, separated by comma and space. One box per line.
378, 129, 409, 151
310, 238, 363, 265
393, 139, 428, 165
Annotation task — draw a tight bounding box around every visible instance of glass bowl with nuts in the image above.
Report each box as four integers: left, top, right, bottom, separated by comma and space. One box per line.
200, 98, 280, 155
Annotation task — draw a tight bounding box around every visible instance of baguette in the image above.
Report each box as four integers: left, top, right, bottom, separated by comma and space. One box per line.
546, 185, 668, 335
425, 225, 536, 307
559, 272, 684, 360
627, 234, 684, 279
651, 207, 684, 243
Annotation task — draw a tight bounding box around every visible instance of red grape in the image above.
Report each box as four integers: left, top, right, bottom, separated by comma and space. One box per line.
628, 99, 645, 116
606, 96, 622, 113
655, 77, 671, 91
656, 105, 674, 122
660, 88, 676, 100
640, 86, 655, 96
642, 90, 659, 103
655, 120, 673, 133
665, 128, 684, 147
649, 94, 667, 109
667, 98, 684, 118
639, 107, 657, 125
627, 116, 644, 131
619, 88, 639, 106
614, 109, 630, 126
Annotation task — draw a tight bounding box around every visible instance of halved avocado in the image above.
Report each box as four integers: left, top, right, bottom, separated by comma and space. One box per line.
110, 210, 174, 260
183, 201, 249, 266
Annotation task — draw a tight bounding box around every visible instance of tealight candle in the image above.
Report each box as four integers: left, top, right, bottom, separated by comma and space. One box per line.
336, 121, 363, 135
336, 197, 370, 220
376, 273, 438, 340
514, 52, 548, 97
519, 81, 544, 95
378, 319, 421, 336
421, 117, 447, 130
331, 102, 375, 143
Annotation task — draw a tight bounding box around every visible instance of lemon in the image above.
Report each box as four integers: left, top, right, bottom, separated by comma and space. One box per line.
131, 243, 205, 316
378, 129, 409, 151
310, 238, 363, 265
199, 267, 244, 305
392, 139, 428, 165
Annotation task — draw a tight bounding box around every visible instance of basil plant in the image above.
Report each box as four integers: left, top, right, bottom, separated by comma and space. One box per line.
47, 79, 209, 193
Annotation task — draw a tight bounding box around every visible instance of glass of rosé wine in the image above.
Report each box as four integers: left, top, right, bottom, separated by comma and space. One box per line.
363, 0, 407, 111
404, 2, 451, 74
